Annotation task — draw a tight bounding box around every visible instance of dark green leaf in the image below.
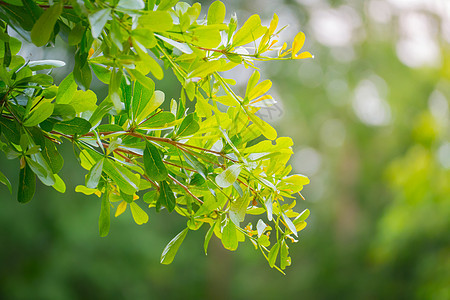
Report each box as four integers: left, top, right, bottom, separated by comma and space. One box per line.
158, 180, 176, 212
52, 117, 91, 135
18, 163, 35, 203
99, 191, 110, 237
144, 141, 168, 181
0, 117, 21, 144
160, 227, 189, 265
73, 58, 92, 91
53, 104, 76, 121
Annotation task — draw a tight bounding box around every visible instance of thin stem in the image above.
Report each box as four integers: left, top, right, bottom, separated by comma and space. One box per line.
168, 174, 203, 204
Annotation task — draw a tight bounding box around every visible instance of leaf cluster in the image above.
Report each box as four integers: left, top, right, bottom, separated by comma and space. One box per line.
0, 0, 312, 272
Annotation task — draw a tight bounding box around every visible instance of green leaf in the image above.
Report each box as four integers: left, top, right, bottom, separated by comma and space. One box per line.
103, 159, 139, 195
30, 2, 63, 47
26, 155, 55, 186
138, 11, 173, 32
70, 90, 97, 114
207, 1, 226, 25
188, 60, 223, 79
68, 23, 85, 46
131, 80, 154, 123
135, 90, 165, 125
268, 242, 280, 268
23, 102, 54, 127
88, 8, 112, 39
282, 212, 298, 237
130, 202, 149, 225
28, 60, 65, 71
280, 240, 291, 270
73, 58, 92, 91
229, 193, 250, 226
18, 163, 36, 203
90, 63, 111, 84
129, 69, 155, 91
0, 117, 20, 144
232, 14, 266, 47
139, 111, 175, 129
157, 0, 179, 11
99, 191, 110, 237
222, 220, 238, 251
117, 0, 145, 10
160, 227, 189, 265
154, 34, 193, 54
158, 180, 176, 212
247, 113, 277, 140
144, 141, 168, 181
86, 158, 104, 189
0, 169, 12, 193
52, 117, 91, 135
55, 73, 77, 104
180, 151, 207, 179
215, 164, 241, 188
52, 174, 66, 193
204, 221, 217, 255
177, 113, 199, 137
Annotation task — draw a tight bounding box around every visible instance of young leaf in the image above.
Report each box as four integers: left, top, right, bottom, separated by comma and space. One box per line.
135, 91, 165, 124
30, 2, 63, 47
86, 158, 104, 189
130, 202, 149, 225
158, 181, 176, 212
215, 164, 241, 188
232, 14, 266, 47
115, 201, 127, 217
17, 163, 35, 203
160, 227, 189, 265
144, 141, 168, 181
99, 191, 110, 237
138, 11, 173, 32
207, 1, 226, 25
280, 240, 291, 270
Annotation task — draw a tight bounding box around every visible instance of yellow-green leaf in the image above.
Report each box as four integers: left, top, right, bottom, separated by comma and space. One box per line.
130, 202, 149, 225
160, 227, 189, 264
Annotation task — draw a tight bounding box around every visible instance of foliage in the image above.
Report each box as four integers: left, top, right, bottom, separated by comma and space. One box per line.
0, 0, 312, 271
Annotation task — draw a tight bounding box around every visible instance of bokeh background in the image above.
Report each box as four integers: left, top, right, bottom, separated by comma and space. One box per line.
1, 0, 449, 299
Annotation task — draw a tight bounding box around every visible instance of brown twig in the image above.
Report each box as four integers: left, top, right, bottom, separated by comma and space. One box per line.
168, 174, 203, 204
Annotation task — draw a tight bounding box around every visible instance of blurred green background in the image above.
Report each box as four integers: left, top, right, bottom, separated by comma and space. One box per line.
1, 0, 449, 299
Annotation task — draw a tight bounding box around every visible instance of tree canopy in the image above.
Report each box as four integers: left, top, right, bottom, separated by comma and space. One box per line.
0, 0, 312, 272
